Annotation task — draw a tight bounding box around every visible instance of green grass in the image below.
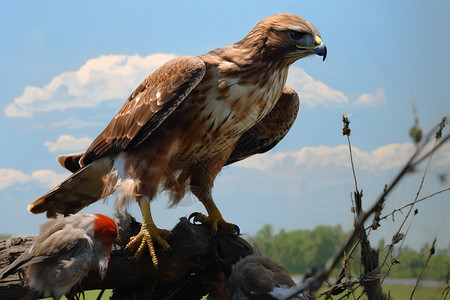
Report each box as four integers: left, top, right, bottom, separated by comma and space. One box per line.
383, 284, 445, 300
42, 289, 113, 300
319, 284, 446, 300
41, 284, 447, 299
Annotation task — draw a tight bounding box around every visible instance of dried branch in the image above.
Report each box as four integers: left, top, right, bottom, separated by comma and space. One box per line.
376, 187, 450, 224
410, 239, 436, 300
342, 114, 359, 192
379, 118, 448, 283
395, 135, 438, 240
343, 115, 389, 300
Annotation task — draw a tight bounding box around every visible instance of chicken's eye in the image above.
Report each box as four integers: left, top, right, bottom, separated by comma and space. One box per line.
111, 232, 117, 239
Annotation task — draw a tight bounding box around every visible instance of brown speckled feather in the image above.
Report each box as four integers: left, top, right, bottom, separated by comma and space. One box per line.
225, 86, 299, 166
29, 157, 112, 217
81, 56, 206, 165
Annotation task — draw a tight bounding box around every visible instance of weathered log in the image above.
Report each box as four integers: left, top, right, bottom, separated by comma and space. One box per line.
0, 236, 35, 299
0, 213, 254, 299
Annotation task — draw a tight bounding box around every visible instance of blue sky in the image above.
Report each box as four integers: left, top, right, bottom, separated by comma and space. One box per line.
1, 1, 449, 251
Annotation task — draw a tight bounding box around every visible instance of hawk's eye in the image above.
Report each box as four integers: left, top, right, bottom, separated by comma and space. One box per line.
288, 31, 304, 41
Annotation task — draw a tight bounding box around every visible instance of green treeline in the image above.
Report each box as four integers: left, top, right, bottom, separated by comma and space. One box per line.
248, 224, 450, 281
387, 244, 450, 281
248, 224, 346, 274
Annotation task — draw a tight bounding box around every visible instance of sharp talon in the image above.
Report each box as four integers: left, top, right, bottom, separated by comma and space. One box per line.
167, 246, 172, 254
131, 257, 136, 267
189, 212, 200, 224
153, 264, 158, 271
189, 210, 237, 238
234, 225, 240, 236
188, 212, 200, 224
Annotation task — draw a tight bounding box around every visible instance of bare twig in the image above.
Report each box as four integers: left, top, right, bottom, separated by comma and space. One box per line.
395, 136, 438, 242
380, 118, 447, 283
442, 281, 449, 299
342, 115, 388, 300
410, 239, 436, 300
376, 187, 450, 224
342, 115, 359, 192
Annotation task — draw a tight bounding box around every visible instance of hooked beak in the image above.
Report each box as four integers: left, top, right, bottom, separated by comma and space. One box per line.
315, 42, 327, 61
296, 36, 327, 61
314, 36, 327, 61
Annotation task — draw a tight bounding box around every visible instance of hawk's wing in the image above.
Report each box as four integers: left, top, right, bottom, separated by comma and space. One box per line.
82, 55, 206, 165
225, 87, 299, 165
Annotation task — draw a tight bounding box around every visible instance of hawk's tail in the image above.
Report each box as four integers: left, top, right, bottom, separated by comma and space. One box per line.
28, 157, 112, 218
57, 152, 85, 173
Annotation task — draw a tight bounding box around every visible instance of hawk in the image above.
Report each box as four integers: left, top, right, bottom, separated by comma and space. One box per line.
28, 13, 327, 266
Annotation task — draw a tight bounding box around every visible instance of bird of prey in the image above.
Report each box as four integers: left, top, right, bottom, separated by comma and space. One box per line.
28, 13, 327, 267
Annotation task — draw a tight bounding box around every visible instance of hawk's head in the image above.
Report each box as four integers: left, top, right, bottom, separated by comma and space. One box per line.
238, 13, 327, 64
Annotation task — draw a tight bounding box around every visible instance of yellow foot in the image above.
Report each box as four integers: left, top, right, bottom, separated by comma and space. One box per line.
126, 223, 172, 266
189, 212, 239, 235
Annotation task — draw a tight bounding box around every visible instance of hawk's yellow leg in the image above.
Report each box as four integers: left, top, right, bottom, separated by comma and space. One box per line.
126, 200, 172, 266
191, 194, 239, 235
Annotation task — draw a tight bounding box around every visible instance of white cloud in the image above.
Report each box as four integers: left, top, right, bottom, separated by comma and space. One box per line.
0, 169, 31, 190
354, 88, 386, 106
5, 53, 177, 118
286, 67, 387, 108
233, 142, 417, 173
286, 66, 348, 107
44, 134, 92, 153
0, 168, 68, 190
31, 170, 69, 188
352, 143, 415, 171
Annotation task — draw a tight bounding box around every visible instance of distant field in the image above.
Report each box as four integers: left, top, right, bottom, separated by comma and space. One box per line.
318, 283, 446, 300
43, 290, 112, 300
44, 283, 448, 299
382, 284, 445, 300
